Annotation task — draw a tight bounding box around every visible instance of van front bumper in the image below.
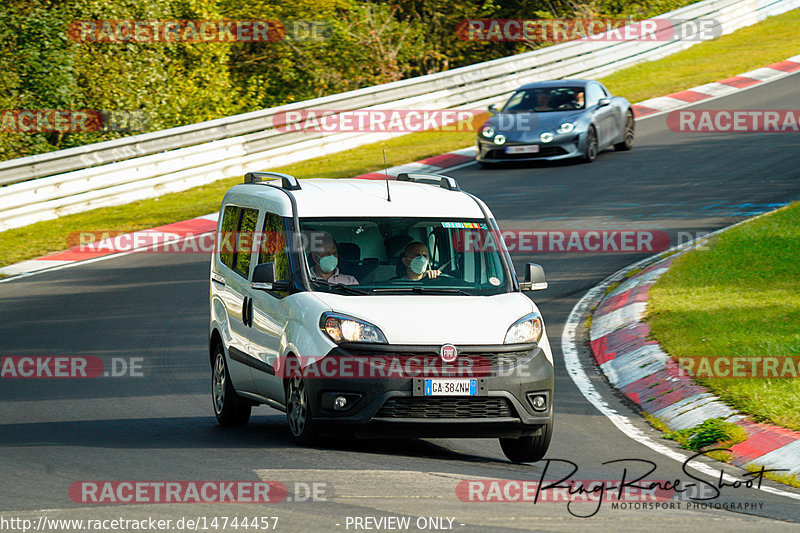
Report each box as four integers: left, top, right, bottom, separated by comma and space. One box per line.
300, 342, 554, 438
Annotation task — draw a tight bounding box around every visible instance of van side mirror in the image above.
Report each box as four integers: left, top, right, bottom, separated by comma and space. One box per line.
488, 104, 498, 114
252, 262, 290, 291
518, 263, 547, 291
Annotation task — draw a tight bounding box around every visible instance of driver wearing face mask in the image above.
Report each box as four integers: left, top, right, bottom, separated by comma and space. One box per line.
310, 232, 358, 285
399, 241, 441, 281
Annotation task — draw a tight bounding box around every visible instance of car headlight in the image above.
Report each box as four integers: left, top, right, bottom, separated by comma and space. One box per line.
557, 122, 575, 134
504, 313, 544, 344
481, 125, 495, 138
494, 134, 506, 145
540, 132, 554, 143
320, 312, 387, 344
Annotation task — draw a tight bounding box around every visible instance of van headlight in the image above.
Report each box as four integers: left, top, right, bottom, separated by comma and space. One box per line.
557, 122, 575, 134
320, 312, 387, 343
504, 313, 543, 344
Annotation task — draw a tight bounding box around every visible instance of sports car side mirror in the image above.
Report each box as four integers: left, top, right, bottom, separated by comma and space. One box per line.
488, 104, 498, 114
598, 98, 611, 107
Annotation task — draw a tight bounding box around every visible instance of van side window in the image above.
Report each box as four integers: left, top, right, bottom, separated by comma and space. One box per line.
258, 213, 290, 297
218, 205, 241, 270
234, 208, 259, 278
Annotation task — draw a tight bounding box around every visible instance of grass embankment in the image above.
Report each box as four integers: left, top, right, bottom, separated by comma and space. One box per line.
648, 203, 800, 433
2, 8, 799, 268
601, 8, 800, 102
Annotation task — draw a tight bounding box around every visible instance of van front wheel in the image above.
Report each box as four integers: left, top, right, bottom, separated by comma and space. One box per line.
499, 420, 552, 463
286, 368, 318, 443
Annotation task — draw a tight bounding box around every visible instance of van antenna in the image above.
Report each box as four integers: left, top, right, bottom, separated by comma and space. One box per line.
383, 149, 391, 202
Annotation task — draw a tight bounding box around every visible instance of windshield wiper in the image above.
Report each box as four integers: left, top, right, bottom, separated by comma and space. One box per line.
371, 286, 471, 295
312, 280, 371, 295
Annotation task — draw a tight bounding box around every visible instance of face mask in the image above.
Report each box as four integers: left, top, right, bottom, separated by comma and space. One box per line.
318, 254, 338, 273
409, 255, 428, 275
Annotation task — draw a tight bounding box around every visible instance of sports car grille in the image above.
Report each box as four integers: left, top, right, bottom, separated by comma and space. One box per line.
376, 397, 516, 419
486, 146, 568, 159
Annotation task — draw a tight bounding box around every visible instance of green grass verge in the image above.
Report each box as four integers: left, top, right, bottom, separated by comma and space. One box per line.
746, 465, 800, 489
2, 8, 799, 269
648, 203, 800, 432
599, 8, 800, 103
663, 418, 748, 462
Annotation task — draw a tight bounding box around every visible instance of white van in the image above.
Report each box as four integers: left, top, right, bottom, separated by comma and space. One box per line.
209, 172, 554, 462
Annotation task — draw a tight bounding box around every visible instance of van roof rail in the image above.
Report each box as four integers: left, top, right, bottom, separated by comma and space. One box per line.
244, 171, 301, 191
395, 172, 460, 191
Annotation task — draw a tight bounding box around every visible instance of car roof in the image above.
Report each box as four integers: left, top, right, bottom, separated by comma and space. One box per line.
228, 178, 486, 218
517, 79, 593, 90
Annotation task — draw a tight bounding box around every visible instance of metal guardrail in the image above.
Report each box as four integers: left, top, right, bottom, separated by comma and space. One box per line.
0, 0, 796, 231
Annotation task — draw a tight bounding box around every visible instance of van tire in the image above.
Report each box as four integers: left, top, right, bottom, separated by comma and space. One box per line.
285, 365, 318, 443
212, 345, 251, 426
499, 420, 552, 463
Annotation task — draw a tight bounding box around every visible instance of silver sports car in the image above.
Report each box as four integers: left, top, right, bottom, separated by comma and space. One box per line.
476, 79, 634, 165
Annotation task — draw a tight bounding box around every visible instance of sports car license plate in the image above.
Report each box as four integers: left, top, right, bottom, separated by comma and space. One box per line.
506, 145, 539, 154
424, 378, 477, 396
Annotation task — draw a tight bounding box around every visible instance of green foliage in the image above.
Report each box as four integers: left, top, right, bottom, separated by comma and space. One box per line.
664, 418, 748, 452
0, 0, 700, 161
0, 0, 239, 158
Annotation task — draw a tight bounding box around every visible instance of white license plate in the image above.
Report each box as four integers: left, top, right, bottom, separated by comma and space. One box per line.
506, 145, 539, 154
424, 378, 477, 396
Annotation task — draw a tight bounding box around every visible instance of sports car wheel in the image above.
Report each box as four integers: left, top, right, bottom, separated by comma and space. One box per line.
212, 345, 251, 426
286, 367, 318, 443
615, 110, 635, 151
582, 126, 598, 162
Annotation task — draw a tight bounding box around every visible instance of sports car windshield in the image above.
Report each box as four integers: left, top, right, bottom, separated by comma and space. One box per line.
298, 217, 512, 296
502, 87, 585, 113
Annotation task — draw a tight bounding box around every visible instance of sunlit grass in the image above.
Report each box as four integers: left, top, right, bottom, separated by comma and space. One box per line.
648, 203, 800, 431
600, 9, 800, 102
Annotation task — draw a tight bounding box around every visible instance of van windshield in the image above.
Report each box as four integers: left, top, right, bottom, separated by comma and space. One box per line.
297, 217, 512, 296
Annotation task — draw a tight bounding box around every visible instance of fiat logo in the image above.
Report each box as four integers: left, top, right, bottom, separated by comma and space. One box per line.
440, 344, 458, 363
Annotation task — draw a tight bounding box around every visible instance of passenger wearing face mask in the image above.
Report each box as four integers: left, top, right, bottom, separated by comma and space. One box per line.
398, 241, 441, 280
309, 232, 359, 285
